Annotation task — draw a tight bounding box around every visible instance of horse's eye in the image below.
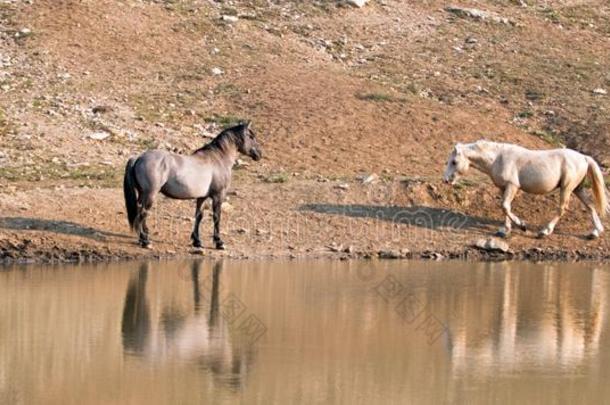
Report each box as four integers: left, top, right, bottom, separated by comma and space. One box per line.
451, 160, 457, 166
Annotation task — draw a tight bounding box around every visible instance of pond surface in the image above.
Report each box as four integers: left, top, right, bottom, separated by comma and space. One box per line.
0, 260, 609, 404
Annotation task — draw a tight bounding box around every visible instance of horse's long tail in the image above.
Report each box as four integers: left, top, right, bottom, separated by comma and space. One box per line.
123, 157, 139, 230
586, 156, 608, 217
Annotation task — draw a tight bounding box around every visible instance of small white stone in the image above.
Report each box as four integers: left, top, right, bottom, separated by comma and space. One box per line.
211, 67, 224, 76
346, 0, 369, 7
89, 131, 111, 141
362, 173, 378, 184
221, 15, 239, 23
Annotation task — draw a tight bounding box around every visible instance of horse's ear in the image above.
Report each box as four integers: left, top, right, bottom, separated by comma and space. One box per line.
244, 120, 251, 129
454, 143, 463, 154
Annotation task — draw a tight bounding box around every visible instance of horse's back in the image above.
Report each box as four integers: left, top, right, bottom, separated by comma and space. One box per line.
133, 150, 222, 199
502, 146, 587, 193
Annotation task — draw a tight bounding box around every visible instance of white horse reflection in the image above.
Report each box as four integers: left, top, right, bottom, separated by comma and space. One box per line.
448, 264, 608, 375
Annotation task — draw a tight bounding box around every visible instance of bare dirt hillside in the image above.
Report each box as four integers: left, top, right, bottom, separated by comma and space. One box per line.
0, 0, 609, 262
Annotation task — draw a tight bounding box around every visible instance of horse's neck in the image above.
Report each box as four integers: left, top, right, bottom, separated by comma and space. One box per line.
197, 139, 239, 169
464, 143, 500, 174
220, 146, 239, 168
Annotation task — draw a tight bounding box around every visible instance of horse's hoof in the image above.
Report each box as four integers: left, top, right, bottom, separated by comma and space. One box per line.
190, 246, 204, 254
587, 231, 600, 240
495, 230, 508, 238
139, 241, 152, 249
215, 241, 225, 250
537, 231, 548, 239
518, 223, 527, 232
192, 240, 202, 249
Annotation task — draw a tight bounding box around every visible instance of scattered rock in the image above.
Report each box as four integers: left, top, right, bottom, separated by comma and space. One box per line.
92, 105, 113, 114
89, 131, 111, 141
474, 238, 510, 253
255, 228, 269, 236
211, 67, 224, 76
422, 251, 444, 260
334, 183, 350, 190
235, 158, 250, 169
15, 28, 32, 38
235, 228, 248, 234
346, 0, 370, 7
592, 88, 607, 95
445, 6, 514, 25
378, 250, 401, 259
328, 243, 344, 252
362, 173, 378, 184
221, 15, 239, 23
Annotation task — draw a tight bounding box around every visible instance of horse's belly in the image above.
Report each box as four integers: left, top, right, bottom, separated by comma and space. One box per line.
518, 168, 560, 194
162, 174, 212, 199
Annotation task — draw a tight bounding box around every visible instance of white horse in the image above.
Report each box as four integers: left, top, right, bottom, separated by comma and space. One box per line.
443, 141, 609, 239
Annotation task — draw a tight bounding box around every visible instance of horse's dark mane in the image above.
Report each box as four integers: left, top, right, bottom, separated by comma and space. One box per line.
194, 123, 246, 155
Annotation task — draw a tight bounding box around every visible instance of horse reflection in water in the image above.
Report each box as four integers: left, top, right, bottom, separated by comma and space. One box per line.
121, 263, 151, 353
120, 261, 254, 389
447, 264, 609, 375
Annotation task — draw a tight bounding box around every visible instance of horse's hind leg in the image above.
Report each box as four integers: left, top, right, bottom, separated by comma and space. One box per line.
538, 186, 574, 238
211, 193, 225, 250
137, 192, 156, 248
497, 184, 526, 238
575, 187, 604, 239
190, 197, 207, 248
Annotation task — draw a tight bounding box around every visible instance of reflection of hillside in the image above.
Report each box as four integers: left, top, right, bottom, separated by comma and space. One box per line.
120, 260, 253, 390
448, 264, 608, 374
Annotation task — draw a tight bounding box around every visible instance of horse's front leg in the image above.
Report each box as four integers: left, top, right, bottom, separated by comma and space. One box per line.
190, 197, 207, 248
212, 194, 225, 250
496, 184, 526, 238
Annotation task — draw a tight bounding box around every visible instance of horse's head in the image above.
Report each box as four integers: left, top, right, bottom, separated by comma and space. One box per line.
443, 143, 470, 185
235, 121, 262, 161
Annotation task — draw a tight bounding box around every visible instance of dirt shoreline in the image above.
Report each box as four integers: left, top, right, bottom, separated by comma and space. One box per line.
2, 181, 610, 266
3, 246, 610, 267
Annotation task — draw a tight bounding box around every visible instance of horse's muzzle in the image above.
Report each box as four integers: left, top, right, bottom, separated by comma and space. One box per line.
251, 150, 262, 161
443, 176, 455, 185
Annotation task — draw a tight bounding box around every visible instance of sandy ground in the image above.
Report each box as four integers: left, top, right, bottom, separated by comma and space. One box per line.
0, 0, 609, 263
2, 174, 610, 263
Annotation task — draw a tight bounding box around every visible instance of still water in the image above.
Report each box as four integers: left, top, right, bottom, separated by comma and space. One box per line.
0, 260, 609, 404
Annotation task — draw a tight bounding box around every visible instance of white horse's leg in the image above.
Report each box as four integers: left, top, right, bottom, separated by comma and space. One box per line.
575, 188, 604, 239
497, 184, 526, 238
538, 186, 572, 238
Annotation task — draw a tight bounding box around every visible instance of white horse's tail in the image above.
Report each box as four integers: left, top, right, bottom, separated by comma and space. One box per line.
586, 156, 608, 217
